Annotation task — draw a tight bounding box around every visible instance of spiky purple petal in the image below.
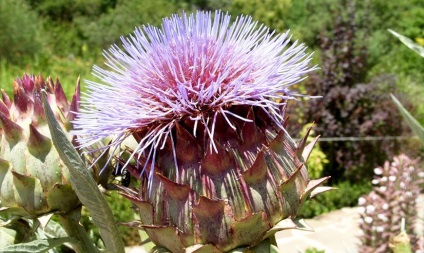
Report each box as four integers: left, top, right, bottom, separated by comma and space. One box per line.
72, 10, 316, 185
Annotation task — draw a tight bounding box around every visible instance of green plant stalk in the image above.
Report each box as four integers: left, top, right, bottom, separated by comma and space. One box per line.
41, 90, 125, 253
58, 207, 98, 253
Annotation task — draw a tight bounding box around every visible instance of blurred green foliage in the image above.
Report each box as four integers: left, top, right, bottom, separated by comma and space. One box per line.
74, 0, 186, 52
226, 0, 291, 33
2, 0, 423, 98
0, 0, 44, 63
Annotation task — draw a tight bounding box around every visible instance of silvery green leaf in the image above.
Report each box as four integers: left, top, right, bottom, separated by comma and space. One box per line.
0, 226, 18, 247
391, 94, 424, 143
0, 238, 74, 253
389, 29, 424, 57
0, 217, 33, 247
41, 91, 125, 253
41, 219, 68, 239
36, 219, 70, 252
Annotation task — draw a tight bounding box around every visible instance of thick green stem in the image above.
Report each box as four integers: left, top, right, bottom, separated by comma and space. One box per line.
58, 206, 99, 253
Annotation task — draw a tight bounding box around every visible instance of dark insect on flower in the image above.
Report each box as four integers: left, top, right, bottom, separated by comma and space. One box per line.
120, 168, 131, 187
112, 162, 130, 187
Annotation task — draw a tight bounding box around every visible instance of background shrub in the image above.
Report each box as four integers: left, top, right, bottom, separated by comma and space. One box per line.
0, 0, 44, 64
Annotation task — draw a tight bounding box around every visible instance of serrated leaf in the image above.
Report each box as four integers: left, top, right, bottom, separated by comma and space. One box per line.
0, 238, 75, 253
41, 91, 125, 253
389, 29, 424, 57
391, 94, 424, 143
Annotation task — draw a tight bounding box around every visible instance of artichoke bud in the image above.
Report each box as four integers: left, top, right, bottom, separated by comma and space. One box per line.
121, 107, 330, 252
0, 74, 80, 218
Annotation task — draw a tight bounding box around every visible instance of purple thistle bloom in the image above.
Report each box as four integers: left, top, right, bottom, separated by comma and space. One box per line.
72, 10, 316, 187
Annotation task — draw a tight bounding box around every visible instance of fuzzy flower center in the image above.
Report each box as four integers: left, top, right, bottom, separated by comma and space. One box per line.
140, 38, 245, 115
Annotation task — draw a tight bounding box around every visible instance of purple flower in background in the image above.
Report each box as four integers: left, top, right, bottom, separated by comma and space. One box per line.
73, 10, 316, 185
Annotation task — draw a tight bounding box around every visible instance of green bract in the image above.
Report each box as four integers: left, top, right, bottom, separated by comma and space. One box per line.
0, 74, 80, 218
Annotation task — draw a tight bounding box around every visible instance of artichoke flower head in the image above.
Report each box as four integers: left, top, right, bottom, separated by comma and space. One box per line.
73, 11, 330, 252
0, 74, 80, 218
